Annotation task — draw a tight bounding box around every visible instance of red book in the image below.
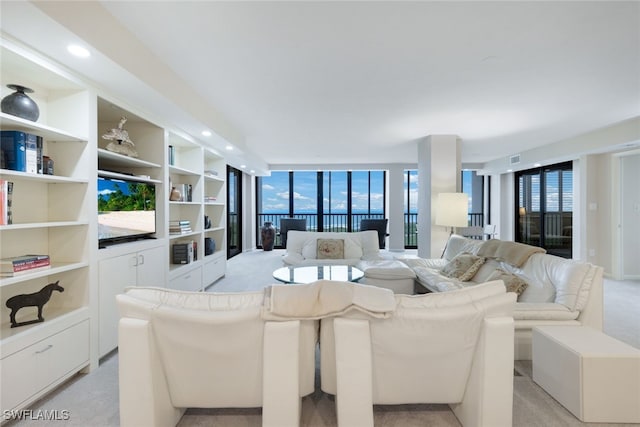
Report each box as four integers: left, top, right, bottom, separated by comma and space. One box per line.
0, 255, 50, 273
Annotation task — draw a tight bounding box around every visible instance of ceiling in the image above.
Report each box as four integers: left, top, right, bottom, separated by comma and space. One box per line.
4, 1, 640, 169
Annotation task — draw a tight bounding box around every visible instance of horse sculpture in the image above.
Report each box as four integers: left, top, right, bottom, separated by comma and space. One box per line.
5, 281, 64, 328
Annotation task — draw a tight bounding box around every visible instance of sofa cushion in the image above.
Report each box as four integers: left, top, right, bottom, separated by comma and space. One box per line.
513, 259, 557, 304
291, 231, 376, 263
316, 238, 345, 259
515, 253, 596, 309
471, 258, 502, 283
443, 234, 484, 261
395, 280, 509, 309
399, 256, 447, 270
513, 303, 580, 321
486, 269, 528, 297
413, 266, 461, 292
357, 260, 417, 280
477, 239, 546, 267
441, 253, 485, 281
121, 286, 264, 311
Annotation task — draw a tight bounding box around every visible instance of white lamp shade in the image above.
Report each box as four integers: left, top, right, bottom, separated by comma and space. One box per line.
435, 193, 469, 228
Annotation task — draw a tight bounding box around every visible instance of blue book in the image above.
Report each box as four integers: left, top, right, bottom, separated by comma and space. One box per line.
0, 131, 27, 172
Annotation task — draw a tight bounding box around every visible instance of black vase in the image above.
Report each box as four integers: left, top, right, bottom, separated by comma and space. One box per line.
261, 222, 275, 251
1, 84, 40, 122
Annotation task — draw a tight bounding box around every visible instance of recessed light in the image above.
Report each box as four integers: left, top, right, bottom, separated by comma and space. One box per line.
201, 130, 212, 137
533, 163, 541, 167
250, 170, 255, 174
225, 145, 233, 151
507, 169, 513, 173
67, 44, 90, 58
240, 164, 246, 169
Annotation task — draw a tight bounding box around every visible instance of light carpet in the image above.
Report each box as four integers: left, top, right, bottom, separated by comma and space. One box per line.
7, 249, 639, 427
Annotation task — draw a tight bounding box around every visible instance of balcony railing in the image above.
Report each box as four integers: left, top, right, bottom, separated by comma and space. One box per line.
257, 212, 484, 249
258, 213, 385, 248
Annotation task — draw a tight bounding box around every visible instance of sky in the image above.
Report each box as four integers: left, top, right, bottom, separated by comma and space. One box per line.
260, 170, 413, 214
259, 169, 572, 216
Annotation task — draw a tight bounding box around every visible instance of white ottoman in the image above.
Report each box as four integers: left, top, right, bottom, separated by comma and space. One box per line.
532, 325, 640, 423
356, 260, 416, 294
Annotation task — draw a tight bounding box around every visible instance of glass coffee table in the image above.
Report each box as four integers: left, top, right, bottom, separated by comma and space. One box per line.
273, 265, 364, 284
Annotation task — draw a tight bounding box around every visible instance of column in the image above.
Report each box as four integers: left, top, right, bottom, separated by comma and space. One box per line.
387, 165, 406, 252
417, 135, 461, 258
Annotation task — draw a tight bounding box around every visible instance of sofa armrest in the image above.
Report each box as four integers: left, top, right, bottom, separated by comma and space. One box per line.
333, 318, 374, 427
119, 317, 184, 427
450, 316, 515, 427
263, 320, 302, 427
283, 253, 305, 265
577, 266, 604, 331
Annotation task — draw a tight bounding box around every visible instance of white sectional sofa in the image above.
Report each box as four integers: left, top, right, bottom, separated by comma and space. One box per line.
283, 230, 416, 294
400, 234, 604, 360
117, 281, 515, 427
117, 287, 318, 427
318, 280, 517, 427
283, 230, 383, 266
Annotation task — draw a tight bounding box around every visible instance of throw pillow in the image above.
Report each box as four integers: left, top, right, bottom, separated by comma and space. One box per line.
486, 268, 529, 296
317, 239, 345, 259
441, 252, 486, 281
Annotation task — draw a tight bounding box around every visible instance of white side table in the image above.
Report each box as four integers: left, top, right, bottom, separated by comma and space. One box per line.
532, 326, 640, 423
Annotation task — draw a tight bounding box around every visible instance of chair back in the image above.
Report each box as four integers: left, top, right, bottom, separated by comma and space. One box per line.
360, 219, 388, 249
280, 218, 307, 248
457, 226, 484, 240
483, 224, 496, 239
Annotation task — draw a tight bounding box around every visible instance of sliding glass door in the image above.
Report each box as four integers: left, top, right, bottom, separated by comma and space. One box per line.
516, 162, 573, 258
227, 165, 242, 259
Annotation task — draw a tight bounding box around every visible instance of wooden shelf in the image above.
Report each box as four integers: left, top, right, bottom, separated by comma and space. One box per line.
169, 164, 200, 176
204, 174, 224, 182
0, 262, 89, 288
168, 230, 200, 240
0, 169, 89, 184
98, 148, 162, 169
169, 201, 200, 206
98, 169, 162, 184
0, 112, 87, 142
0, 221, 89, 231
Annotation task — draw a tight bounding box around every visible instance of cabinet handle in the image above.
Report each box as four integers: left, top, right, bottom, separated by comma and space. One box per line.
138, 254, 144, 265
35, 344, 53, 354
184, 275, 191, 280
131, 255, 139, 267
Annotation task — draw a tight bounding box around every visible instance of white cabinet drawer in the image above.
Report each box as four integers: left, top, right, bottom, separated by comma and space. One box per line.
169, 267, 202, 292
1, 320, 89, 412
203, 257, 225, 286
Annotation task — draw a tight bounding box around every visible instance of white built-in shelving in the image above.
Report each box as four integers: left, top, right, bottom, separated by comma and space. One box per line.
0, 39, 93, 413
1, 34, 229, 413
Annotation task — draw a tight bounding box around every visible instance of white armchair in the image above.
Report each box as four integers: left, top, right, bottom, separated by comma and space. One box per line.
320, 281, 517, 427
117, 287, 318, 427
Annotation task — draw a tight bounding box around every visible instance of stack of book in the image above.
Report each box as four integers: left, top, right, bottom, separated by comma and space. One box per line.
1, 130, 46, 174
1, 254, 51, 277
169, 220, 192, 235
204, 195, 217, 203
